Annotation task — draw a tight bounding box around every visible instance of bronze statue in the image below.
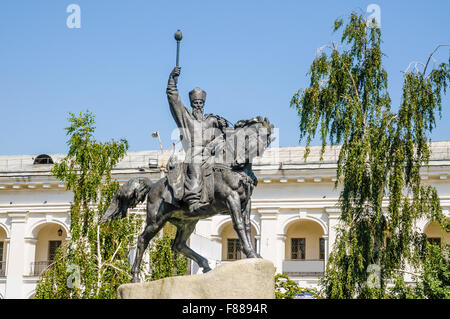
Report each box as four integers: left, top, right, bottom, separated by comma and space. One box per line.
167, 66, 230, 213
100, 30, 274, 283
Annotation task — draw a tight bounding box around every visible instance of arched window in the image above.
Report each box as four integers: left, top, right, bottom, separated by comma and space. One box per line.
220, 222, 258, 261
33, 154, 54, 165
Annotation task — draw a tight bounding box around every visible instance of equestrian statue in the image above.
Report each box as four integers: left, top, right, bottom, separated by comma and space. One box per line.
100, 30, 274, 283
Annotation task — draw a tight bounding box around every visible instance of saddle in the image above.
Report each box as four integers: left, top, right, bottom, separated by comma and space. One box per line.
166, 154, 215, 205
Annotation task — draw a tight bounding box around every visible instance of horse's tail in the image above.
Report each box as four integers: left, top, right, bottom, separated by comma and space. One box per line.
99, 177, 153, 224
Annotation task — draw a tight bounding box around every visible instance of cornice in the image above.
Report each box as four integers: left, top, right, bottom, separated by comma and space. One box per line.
1, 158, 450, 189
0, 174, 161, 191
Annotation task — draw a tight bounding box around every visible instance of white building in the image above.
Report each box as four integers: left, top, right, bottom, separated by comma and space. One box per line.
0, 143, 449, 298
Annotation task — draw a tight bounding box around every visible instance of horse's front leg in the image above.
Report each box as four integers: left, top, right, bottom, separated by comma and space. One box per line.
242, 199, 261, 258
226, 193, 258, 259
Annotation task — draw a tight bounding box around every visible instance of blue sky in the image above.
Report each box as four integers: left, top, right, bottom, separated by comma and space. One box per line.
0, 0, 449, 155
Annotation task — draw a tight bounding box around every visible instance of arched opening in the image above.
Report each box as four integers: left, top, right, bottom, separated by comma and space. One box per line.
0, 227, 7, 277
32, 223, 68, 276
33, 154, 54, 165
424, 219, 449, 247
283, 219, 326, 276
219, 222, 258, 261
285, 220, 324, 260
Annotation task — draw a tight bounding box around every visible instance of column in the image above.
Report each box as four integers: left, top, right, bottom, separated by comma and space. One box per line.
209, 234, 222, 269
325, 208, 341, 253
254, 235, 261, 255
23, 237, 38, 276
321, 234, 329, 272
275, 234, 287, 274
257, 208, 280, 272
5, 211, 28, 299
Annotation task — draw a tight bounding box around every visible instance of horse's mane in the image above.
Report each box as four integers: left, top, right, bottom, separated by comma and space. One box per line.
234, 116, 275, 148
234, 116, 273, 133
220, 116, 275, 168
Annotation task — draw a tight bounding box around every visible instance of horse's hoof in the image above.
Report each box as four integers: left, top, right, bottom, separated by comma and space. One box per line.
248, 252, 260, 258
131, 276, 140, 283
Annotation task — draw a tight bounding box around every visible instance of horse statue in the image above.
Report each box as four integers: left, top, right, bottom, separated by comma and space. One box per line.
100, 116, 274, 283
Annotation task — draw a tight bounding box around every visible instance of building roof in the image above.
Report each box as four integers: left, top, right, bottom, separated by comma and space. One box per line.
1, 142, 450, 174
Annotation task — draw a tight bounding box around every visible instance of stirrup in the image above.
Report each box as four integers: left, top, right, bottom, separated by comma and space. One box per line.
189, 201, 210, 213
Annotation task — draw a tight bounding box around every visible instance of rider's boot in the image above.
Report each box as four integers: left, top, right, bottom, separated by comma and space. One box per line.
188, 200, 210, 213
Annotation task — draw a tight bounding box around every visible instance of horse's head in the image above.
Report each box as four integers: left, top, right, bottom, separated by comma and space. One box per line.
233, 116, 275, 165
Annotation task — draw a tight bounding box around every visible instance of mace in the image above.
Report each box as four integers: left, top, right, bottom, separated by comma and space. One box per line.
174, 29, 183, 84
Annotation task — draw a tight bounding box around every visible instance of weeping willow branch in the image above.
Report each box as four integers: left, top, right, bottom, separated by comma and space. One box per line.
104, 264, 132, 279
423, 44, 450, 75
291, 12, 449, 299
96, 224, 102, 295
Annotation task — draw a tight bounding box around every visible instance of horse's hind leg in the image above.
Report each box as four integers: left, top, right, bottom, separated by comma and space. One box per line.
172, 221, 212, 273
131, 199, 171, 283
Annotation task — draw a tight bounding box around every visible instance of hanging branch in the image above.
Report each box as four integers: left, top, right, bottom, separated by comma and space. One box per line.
423, 44, 450, 75
96, 225, 101, 295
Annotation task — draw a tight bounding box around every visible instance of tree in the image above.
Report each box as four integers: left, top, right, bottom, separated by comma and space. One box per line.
290, 13, 450, 298
146, 224, 188, 281
388, 242, 450, 299
274, 273, 319, 299
413, 242, 450, 298
35, 111, 142, 299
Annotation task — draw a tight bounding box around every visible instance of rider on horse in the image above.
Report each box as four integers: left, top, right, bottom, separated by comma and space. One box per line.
167, 66, 230, 213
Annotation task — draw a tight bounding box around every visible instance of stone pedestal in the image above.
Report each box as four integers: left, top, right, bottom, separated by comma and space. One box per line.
118, 258, 275, 299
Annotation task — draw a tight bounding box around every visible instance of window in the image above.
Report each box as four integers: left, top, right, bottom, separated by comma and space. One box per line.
427, 237, 441, 246
319, 238, 325, 260
291, 238, 305, 260
227, 239, 241, 260
48, 241, 62, 262
33, 154, 53, 165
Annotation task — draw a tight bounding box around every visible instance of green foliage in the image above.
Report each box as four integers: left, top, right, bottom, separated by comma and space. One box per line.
416, 243, 450, 298
147, 225, 188, 281
274, 274, 319, 299
291, 13, 450, 298
35, 111, 142, 299
389, 243, 450, 299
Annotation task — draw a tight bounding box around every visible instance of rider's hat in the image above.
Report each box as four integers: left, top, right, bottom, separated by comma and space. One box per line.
189, 87, 206, 103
